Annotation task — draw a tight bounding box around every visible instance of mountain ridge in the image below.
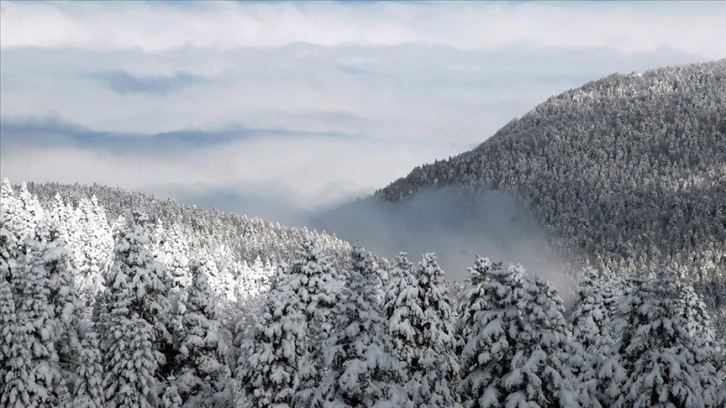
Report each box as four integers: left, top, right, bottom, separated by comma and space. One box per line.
375, 59, 726, 310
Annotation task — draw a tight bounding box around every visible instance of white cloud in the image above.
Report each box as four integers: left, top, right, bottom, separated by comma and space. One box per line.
0, 131, 462, 212
1, 1, 724, 59
1, 0, 723, 217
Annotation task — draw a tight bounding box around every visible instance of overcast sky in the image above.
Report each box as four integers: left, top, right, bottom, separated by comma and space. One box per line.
1, 1, 724, 221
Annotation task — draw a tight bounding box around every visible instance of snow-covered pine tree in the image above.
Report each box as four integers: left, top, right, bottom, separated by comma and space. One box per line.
0, 279, 16, 397
153, 222, 191, 361
3, 232, 68, 407
612, 272, 721, 407
37, 220, 84, 389
597, 274, 639, 406
0, 208, 15, 282
102, 316, 159, 408
715, 350, 726, 407
73, 330, 104, 408
456, 256, 495, 355
680, 285, 718, 349
504, 275, 578, 407
382, 252, 458, 407
162, 381, 183, 408
319, 244, 408, 407
679, 284, 723, 407
382, 252, 419, 377
458, 263, 526, 408
99, 212, 172, 406
48, 193, 73, 246
0, 178, 14, 206
289, 234, 342, 407
175, 259, 232, 407
2, 182, 41, 260
564, 267, 608, 408
75, 197, 112, 309
409, 253, 459, 407
237, 267, 307, 408
13, 183, 45, 242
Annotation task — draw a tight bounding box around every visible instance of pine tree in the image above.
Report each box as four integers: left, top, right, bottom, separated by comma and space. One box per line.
382, 252, 419, 378
175, 259, 232, 407
503, 275, 578, 407
289, 235, 342, 407
458, 263, 526, 408
3, 233, 67, 407
565, 267, 608, 407
1, 208, 17, 283
73, 331, 104, 408
162, 382, 183, 408
0, 280, 16, 397
99, 212, 172, 406
237, 267, 307, 408
13, 183, 45, 243
456, 256, 495, 356
715, 352, 726, 407
383, 253, 458, 407
38, 220, 84, 387
612, 273, 720, 407
154, 222, 191, 366
319, 244, 408, 407
48, 193, 73, 245
410, 253, 459, 407
74, 196, 113, 309
102, 316, 159, 408
597, 274, 639, 406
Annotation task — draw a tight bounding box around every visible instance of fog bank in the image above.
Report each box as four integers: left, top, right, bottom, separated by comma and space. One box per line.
310, 187, 575, 296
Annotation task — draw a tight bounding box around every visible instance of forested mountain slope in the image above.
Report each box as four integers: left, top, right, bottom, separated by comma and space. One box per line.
377, 60, 726, 306
5, 180, 350, 305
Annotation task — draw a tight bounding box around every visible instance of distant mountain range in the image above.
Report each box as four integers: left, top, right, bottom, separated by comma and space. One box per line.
376, 59, 726, 310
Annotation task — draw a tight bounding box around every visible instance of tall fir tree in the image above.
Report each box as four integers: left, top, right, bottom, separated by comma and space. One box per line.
382, 252, 419, 379
411, 253, 459, 407
99, 212, 172, 406
504, 275, 578, 407
611, 273, 721, 407
36, 220, 84, 387
1, 207, 17, 283
383, 253, 458, 407
0, 280, 16, 397
597, 274, 640, 406
565, 267, 608, 408
75, 197, 112, 308
319, 244, 408, 407
73, 330, 104, 408
3, 232, 68, 407
102, 316, 159, 408
456, 257, 495, 356
289, 235, 342, 407
458, 263, 526, 408
175, 259, 232, 407
237, 267, 307, 408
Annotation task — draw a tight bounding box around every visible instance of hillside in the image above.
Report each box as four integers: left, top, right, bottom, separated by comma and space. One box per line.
4, 180, 351, 306
377, 60, 726, 307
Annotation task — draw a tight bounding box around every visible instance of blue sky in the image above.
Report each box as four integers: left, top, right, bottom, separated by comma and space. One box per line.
1, 0, 724, 220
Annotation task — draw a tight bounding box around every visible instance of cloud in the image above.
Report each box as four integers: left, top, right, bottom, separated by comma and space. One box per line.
1, 1, 724, 59
0, 117, 357, 153
93, 70, 205, 96
0, 44, 702, 139
0, 117, 464, 213
311, 186, 575, 294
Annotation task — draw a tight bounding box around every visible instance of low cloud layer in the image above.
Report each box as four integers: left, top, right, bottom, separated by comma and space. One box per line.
0, 121, 463, 214
310, 187, 575, 296
2, 2, 724, 59
93, 70, 206, 96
